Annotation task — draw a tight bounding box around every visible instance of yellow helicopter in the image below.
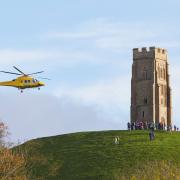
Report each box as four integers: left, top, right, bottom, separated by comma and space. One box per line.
0, 66, 49, 93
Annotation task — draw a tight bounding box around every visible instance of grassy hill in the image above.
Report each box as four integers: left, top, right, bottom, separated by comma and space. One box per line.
17, 130, 180, 179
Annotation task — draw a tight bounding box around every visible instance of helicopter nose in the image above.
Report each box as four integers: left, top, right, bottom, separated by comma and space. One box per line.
39, 82, 45, 86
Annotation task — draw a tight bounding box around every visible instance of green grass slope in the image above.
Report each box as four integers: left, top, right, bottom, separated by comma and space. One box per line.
18, 130, 180, 179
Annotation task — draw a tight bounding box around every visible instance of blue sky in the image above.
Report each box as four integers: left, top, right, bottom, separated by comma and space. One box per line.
0, 0, 180, 142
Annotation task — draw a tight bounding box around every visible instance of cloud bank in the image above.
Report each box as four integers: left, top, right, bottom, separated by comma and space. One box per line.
0, 93, 125, 143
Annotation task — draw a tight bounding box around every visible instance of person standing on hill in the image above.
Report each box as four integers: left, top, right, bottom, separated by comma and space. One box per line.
114, 136, 120, 144
127, 122, 131, 131
149, 130, 155, 141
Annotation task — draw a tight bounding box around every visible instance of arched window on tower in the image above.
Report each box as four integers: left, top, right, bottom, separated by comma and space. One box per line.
164, 96, 167, 106
142, 111, 145, 118
164, 85, 166, 95
145, 71, 148, 80
161, 85, 163, 95
163, 68, 166, 80
162, 68, 164, 79
160, 68, 163, 79
142, 71, 147, 80
144, 97, 148, 104
142, 70, 150, 80
158, 66, 160, 79
161, 98, 163, 105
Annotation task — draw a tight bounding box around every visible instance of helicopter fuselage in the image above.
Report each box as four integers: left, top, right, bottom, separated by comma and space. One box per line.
0, 75, 45, 89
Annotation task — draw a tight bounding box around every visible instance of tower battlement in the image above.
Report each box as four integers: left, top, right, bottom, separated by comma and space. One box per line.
133, 47, 167, 60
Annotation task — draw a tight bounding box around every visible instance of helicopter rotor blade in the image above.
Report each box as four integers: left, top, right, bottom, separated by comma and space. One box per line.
0, 71, 22, 75
13, 66, 26, 75
27, 71, 44, 76
36, 77, 51, 80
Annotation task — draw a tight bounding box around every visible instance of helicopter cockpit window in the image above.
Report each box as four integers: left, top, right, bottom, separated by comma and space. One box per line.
12, 79, 15, 81
32, 79, 36, 83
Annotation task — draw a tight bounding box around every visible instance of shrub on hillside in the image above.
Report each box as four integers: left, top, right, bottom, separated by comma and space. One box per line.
0, 121, 28, 180
115, 160, 180, 180
0, 148, 27, 179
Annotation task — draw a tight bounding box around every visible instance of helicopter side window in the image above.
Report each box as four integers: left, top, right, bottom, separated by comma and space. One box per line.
28, 80, 30, 83
24, 80, 27, 83
12, 79, 15, 81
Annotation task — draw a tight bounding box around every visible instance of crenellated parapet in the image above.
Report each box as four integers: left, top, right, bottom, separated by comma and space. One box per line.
133, 47, 167, 60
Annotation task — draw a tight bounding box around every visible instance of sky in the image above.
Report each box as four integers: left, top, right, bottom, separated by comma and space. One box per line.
0, 0, 180, 143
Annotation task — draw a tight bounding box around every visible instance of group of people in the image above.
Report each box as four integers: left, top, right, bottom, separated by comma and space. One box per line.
126, 121, 179, 141
113, 122, 178, 144
127, 121, 178, 132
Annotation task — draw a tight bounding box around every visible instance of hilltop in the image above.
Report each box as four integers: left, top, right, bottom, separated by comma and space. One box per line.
17, 130, 180, 179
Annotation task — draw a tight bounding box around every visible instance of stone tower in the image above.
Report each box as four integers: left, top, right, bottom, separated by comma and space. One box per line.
131, 47, 172, 127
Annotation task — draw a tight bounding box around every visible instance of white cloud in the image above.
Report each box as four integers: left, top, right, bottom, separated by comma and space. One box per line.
54, 76, 131, 106
0, 49, 49, 63
0, 93, 123, 143
2, 19, 180, 67
53, 75, 131, 125
44, 18, 180, 51
0, 48, 97, 66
